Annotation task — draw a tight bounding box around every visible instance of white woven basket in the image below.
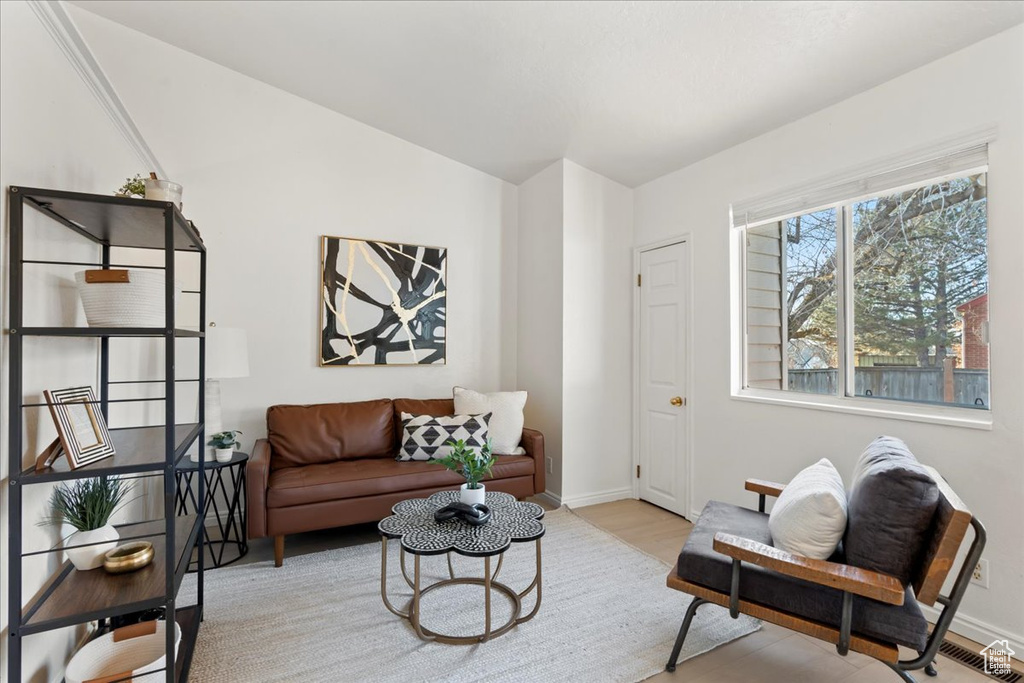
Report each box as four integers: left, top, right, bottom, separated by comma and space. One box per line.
65, 620, 181, 683
75, 270, 182, 327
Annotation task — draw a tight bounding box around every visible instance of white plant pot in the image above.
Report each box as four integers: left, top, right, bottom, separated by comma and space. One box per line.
66, 524, 119, 571
215, 447, 234, 463
460, 483, 486, 506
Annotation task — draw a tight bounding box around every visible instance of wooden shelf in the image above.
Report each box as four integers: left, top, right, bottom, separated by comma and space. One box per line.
22, 515, 201, 635
21, 424, 202, 484
14, 186, 203, 251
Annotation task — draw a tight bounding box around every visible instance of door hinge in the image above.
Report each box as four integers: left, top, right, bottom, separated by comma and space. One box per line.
636, 464, 641, 478
637, 273, 641, 287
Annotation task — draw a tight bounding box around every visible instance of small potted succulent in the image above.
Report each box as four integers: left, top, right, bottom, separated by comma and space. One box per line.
115, 174, 147, 199
41, 477, 133, 571
438, 438, 495, 506
208, 430, 242, 463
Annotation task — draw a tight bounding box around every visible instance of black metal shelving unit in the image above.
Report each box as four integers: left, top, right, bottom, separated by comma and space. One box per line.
6, 186, 207, 682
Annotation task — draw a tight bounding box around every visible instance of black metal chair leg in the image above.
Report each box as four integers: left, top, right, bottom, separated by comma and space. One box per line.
666, 598, 706, 672
924, 663, 938, 677
886, 663, 917, 682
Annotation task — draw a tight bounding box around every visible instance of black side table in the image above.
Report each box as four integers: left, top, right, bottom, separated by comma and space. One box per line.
175, 451, 249, 569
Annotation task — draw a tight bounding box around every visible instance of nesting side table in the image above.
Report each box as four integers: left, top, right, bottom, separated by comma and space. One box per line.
175, 451, 249, 569
379, 490, 545, 644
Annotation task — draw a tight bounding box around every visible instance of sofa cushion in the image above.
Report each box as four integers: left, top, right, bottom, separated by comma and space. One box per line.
453, 387, 527, 454
768, 458, 847, 560
845, 436, 939, 585
398, 412, 490, 461
267, 399, 394, 469
677, 500, 929, 651
267, 455, 536, 508
393, 398, 455, 449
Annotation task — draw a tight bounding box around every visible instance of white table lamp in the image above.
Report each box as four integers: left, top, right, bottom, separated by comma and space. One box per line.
195, 324, 250, 461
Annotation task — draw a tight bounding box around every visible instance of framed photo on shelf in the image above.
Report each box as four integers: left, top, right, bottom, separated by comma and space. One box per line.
42, 386, 116, 470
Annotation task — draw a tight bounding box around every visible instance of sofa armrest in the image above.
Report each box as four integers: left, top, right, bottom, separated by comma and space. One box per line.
712, 532, 905, 605
247, 438, 272, 539
520, 428, 545, 495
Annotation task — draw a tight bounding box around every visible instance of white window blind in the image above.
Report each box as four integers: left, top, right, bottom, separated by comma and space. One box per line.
732, 139, 990, 228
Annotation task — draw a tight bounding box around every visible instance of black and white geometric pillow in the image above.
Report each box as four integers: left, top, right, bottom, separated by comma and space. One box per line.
398, 412, 491, 462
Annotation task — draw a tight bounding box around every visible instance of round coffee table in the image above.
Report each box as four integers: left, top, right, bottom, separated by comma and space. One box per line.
378, 490, 545, 644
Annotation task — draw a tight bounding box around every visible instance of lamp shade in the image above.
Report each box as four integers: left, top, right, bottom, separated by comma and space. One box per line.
206, 326, 249, 379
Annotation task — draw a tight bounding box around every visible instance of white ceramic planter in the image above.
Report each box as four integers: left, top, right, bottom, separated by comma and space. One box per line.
66, 524, 119, 571
215, 447, 234, 463
460, 483, 486, 506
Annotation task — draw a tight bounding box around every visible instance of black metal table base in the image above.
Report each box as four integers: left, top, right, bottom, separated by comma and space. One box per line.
176, 452, 248, 569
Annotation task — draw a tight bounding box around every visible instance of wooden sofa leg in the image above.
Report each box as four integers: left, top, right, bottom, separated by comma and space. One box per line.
274, 535, 285, 567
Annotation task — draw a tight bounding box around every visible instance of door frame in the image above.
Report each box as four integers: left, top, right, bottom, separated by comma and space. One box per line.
632, 235, 695, 519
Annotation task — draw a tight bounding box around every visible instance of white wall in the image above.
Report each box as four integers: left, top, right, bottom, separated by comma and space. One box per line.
69, 7, 520, 453
561, 161, 634, 505
516, 160, 564, 496
515, 160, 635, 505
0, 2, 160, 680
634, 26, 1024, 650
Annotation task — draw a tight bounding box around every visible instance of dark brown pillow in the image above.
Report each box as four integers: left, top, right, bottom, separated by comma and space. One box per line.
844, 436, 939, 585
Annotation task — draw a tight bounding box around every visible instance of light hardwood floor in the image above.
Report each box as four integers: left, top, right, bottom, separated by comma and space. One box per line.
242, 498, 1012, 682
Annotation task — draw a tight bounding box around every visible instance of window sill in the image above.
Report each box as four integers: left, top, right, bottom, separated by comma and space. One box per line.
732, 389, 993, 431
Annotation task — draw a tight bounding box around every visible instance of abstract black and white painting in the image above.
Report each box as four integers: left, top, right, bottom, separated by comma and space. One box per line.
320, 236, 446, 366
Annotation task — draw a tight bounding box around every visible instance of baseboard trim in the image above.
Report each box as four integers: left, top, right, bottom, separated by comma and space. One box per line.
561, 487, 633, 509
534, 490, 562, 508
920, 602, 1024, 655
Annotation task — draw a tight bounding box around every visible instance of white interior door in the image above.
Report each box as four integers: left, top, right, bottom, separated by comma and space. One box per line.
638, 241, 689, 517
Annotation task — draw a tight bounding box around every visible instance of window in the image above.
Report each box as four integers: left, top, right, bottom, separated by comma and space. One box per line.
740, 165, 989, 412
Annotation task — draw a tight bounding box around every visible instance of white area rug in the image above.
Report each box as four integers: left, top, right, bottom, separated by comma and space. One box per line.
181, 508, 758, 682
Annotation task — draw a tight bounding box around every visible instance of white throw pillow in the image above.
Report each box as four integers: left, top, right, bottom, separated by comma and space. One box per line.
453, 387, 527, 455
768, 458, 848, 560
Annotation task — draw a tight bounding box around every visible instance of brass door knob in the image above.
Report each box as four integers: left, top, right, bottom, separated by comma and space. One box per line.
670, 396, 683, 406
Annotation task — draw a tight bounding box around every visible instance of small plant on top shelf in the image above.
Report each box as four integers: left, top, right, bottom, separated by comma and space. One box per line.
209, 430, 242, 463
115, 174, 147, 198
40, 477, 133, 570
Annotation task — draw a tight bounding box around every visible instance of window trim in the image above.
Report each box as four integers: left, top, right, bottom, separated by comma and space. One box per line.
732, 150, 992, 428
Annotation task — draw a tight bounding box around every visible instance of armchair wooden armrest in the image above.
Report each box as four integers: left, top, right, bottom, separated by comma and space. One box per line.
712, 532, 905, 606
745, 478, 786, 498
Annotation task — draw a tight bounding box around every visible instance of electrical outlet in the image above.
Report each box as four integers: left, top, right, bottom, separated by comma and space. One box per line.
971, 559, 989, 588
545, 457, 553, 474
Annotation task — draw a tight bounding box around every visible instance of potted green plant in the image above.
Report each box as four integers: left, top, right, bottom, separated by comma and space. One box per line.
41, 477, 132, 571
208, 430, 242, 463
438, 438, 495, 506
115, 174, 146, 198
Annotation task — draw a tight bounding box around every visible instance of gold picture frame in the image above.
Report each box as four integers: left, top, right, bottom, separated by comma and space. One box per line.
41, 386, 116, 470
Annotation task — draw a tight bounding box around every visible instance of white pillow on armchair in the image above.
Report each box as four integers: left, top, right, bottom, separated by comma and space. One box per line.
453, 387, 527, 455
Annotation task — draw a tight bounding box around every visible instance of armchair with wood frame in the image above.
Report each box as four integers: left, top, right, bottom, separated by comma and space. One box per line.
665, 465, 985, 682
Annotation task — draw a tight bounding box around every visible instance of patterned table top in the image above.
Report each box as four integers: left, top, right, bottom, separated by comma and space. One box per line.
378, 490, 546, 557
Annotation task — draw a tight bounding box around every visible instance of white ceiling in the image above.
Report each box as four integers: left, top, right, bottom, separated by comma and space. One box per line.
70, 1, 1023, 187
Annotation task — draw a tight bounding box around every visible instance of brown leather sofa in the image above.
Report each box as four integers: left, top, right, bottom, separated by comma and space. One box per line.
247, 397, 545, 566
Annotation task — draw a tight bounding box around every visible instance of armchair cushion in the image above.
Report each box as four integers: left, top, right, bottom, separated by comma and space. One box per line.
677, 501, 929, 650
845, 436, 939, 584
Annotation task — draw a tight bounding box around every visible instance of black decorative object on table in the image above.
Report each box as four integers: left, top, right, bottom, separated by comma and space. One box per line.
433, 502, 492, 526
176, 452, 248, 569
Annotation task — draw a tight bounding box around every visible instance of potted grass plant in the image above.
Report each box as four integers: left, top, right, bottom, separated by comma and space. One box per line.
208, 430, 242, 463
42, 477, 132, 571
438, 438, 495, 506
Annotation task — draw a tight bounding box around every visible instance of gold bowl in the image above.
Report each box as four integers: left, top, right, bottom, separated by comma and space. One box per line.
103, 541, 154, 574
